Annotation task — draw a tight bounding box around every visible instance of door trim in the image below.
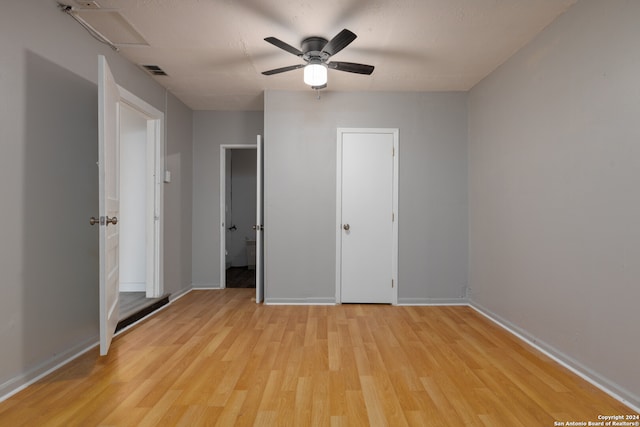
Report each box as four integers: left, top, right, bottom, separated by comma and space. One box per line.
335, 128, 399, 304
219, 144, 257, 289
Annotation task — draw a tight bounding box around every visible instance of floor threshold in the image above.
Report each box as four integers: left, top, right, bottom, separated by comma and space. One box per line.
115, 294, 170, 333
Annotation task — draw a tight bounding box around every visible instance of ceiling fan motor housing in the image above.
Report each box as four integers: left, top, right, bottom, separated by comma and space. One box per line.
302, 36, 330, 63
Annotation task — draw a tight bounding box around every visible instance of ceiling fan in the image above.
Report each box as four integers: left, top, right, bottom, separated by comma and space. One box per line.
261, 29, 375, 89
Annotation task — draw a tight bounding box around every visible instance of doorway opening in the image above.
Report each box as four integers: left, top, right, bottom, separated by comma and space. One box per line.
220, 145, 257, 289
117, 96, 165, 322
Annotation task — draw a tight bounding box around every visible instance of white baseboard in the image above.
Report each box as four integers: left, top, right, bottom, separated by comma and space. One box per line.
469, 301, 640, 413
191, 283, 221, 290
169, 286, 192, 302
265, 297, 336, 305
0, 336, 98, 403
263, 297, 467, 306
397, 297, 468, 306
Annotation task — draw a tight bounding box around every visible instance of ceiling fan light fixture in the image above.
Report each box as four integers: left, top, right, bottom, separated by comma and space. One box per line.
304, 63, 327, 87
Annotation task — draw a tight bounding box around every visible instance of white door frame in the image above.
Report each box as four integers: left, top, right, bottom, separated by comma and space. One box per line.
335, 128, 399, 304
118, 86, 164, 298
219, 144, 257, 289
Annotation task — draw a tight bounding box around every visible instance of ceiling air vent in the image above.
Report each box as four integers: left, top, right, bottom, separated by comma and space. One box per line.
74, 1, 100, 8
141, 65, 168, 76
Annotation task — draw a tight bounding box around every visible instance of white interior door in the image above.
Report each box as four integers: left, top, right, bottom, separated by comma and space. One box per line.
98, 55, 121, 355
337, 129, 398, 304
256, 135, 265, 303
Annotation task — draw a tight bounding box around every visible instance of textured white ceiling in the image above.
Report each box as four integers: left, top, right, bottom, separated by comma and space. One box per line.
70, 0, 576, 110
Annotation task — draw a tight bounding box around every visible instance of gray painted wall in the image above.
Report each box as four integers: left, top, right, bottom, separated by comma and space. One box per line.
192, 111, 264, 287
264, 91, 468, 303
164, 90, 194, 298
468, 0, 640, 408
0, 1, 192, 397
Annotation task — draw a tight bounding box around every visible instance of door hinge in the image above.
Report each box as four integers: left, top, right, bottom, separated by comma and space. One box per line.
392, 146, 395, 156
392, 279, 394, 288
392, 212, 395, 222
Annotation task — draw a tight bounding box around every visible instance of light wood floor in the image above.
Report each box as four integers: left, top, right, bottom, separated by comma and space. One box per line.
0, 289, 634, 426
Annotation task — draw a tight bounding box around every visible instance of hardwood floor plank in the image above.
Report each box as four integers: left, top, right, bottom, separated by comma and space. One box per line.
310, 372, 331, 426
231, 369, 269, 426
344, 389, 371, 426
273, 390, 296, 426
360, 375, 408, 426
211, 389, 247, 427
191, 405, 224, 426
175, 359, 228, 406
0, 289, 635, 427
293, 376, 314, 426
98, 379, 158, 425
208, 359, 249, 407
486, 378, 552, 426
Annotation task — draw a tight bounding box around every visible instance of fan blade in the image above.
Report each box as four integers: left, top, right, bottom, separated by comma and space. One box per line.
262, 64, 304, 75
322, 29, 357, 57
328, 61, 374, 75
264, 37, 303, 57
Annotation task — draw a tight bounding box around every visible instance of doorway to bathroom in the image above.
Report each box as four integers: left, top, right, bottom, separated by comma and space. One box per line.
220, 145, 257, 289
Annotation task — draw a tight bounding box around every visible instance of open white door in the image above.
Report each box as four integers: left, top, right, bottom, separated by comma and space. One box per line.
256, 135, 265, 303
98, 56, 121, 355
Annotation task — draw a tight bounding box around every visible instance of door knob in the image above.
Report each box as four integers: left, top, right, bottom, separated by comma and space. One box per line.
89, 216, 118, 225
90, 216, 117, 226
343, 224, 350, 231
